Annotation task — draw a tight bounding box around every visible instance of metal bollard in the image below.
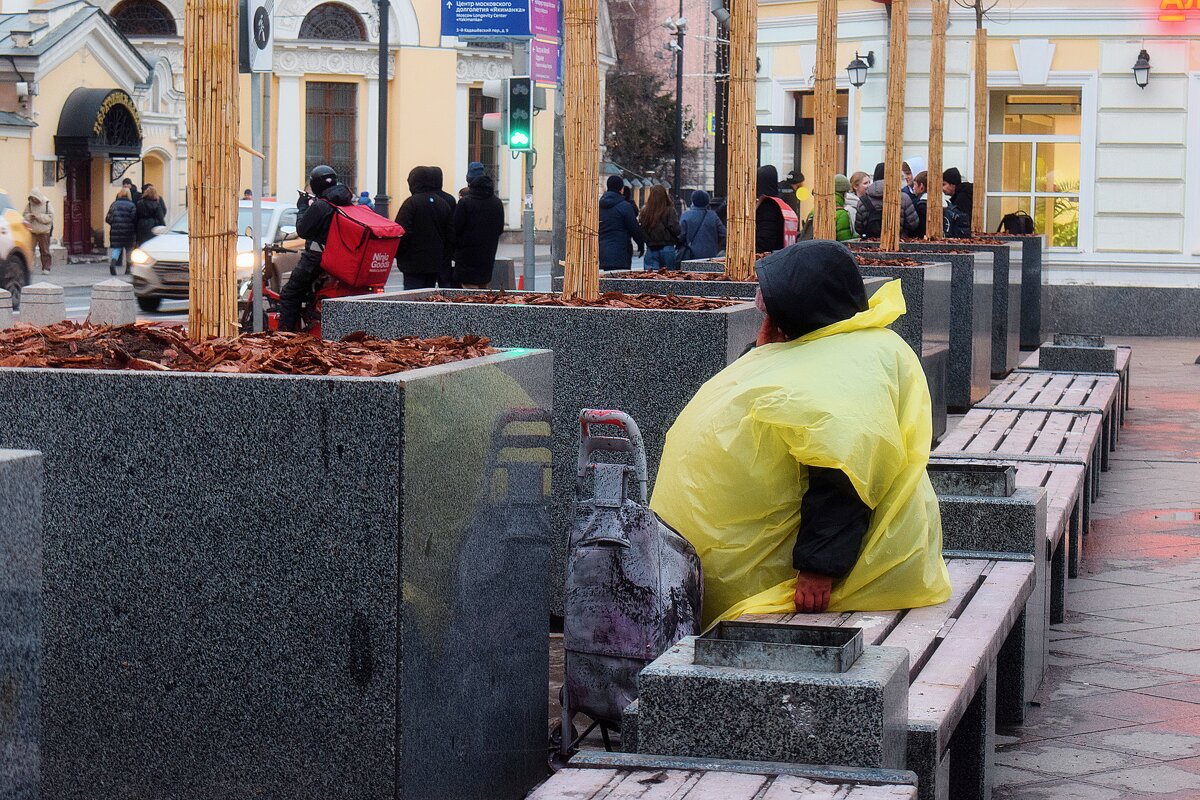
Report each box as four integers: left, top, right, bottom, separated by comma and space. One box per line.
19, 282, 65, 327
89, 278, 137, 327
0, 288, 12, 329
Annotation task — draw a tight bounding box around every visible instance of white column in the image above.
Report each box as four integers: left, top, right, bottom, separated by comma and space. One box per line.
276, 75, 303, 194
365, 77, 379, 195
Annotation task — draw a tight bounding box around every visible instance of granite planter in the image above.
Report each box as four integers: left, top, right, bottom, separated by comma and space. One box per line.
860, 251, 992, 411
0, 350, 554, 800
323, 289, 762, 613
0, 448, 42, 800
859, 241, 1021, 378
989, 234, 1045, 351
552, 272, 888, 302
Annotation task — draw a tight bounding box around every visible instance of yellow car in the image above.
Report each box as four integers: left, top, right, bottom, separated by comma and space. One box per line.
0, 189, 35, 309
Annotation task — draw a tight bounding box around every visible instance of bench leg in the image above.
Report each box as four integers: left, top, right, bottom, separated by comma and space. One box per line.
1051, 534, 1067, 625
1100, 413, 1112, 471
1069, 495, 1083, 579
907, 726, 944, 800
997, 593, 1045, 727
949, 664, 997, 800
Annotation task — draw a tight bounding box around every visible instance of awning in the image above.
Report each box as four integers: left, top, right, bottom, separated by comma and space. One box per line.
54, 87, 142, 159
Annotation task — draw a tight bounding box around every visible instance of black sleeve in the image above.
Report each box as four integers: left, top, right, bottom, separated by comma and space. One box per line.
296, 198, 334, 241
793, 466, 872, 578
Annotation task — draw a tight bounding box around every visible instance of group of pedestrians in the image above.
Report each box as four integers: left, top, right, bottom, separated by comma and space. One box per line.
599, 175, 727, 271
105, 178, 167, 275
843, 158, 974, 240
392, 161, 505, 290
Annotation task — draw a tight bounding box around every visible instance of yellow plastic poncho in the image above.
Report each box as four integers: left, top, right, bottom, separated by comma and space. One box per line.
651, 280, 951, 627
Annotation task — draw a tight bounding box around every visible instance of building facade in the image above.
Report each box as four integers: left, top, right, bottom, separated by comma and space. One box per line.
0, 0, 615, 256
752, 0, 1200, 289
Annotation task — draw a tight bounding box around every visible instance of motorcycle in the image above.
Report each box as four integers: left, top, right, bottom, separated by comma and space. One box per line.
238, 245, 390, 337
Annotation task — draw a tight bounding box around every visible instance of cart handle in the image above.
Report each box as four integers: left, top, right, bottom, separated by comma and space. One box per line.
578, 409, 649, 503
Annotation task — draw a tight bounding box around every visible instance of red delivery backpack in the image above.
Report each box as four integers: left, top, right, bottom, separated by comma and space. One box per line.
320, 205, 405, 288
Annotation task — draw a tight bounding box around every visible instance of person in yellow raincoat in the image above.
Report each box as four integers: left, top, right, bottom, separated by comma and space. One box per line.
651, 240, 951, 628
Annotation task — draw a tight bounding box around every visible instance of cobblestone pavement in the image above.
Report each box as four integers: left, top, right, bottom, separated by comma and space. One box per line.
993, 337, 1200, 799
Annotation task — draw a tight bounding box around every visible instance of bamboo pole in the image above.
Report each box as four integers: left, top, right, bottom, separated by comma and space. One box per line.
971, 26, 988, 231
561, 0, 600, 300
184, 0, 240, 339
812, 0, 837, 241
926, 0, 948, 240
723, 0, 757, 280
880, 0, 909, 251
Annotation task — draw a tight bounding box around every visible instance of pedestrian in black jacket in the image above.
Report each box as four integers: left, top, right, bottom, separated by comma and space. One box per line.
395, 166, 454, 290
105, 188, 137, 275
279, 164, 354, 331
122, 178, 141, 205
134, 186, 167, 246
756, 165, 786, 254
429, 166, 458, 286
942, 167, 974, 236
598, 175, 644, 269
452, 175, 506, 288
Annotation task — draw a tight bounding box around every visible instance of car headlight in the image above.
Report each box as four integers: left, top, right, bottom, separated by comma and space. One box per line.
235, 251, 256, 270
130, 248, 152, 266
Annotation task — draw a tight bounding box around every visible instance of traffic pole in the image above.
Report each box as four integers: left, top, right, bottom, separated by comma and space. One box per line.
251, 70, 265, 333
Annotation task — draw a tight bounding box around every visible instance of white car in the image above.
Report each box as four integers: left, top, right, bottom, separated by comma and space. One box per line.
129, 200, 303, 312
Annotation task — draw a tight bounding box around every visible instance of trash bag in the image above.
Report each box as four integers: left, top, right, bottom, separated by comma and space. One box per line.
650, 280, 951, 627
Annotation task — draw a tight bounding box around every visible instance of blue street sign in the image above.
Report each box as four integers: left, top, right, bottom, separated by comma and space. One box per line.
441, 0, 530, 38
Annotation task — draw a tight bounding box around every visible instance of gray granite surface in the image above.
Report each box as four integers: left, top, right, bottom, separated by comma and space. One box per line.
906, 666, 997, 800
323, 289, 762, 614
18, 282, 64, 327
989, 234, 1044, 350
923, 345, 949, 442
934, 486, 1048, 725
862, 250, 992, 411
0, 448, 42, 800
927, 462, 1016, 497
551, 274, 889, 302
1043, 284, 1200, 337
636, 636, 909, 770
0, 350, 554, 800
88, 279, 136, 326
0, 288, 12, 328
1038, 341, 1120, 373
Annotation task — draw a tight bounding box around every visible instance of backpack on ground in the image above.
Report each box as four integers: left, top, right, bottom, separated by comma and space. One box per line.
944, 202, 971, 238
320, 205, 405, 287
997, 210, 1036, 235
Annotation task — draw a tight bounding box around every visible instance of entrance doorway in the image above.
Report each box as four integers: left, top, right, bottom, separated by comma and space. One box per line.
758, 90, 850, 218
64, 159, 92, 255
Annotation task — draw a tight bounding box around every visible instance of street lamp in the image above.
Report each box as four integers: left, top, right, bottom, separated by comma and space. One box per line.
663, 14, 687, 205
846, 51, 875, 88
1132, 49, 1151, 89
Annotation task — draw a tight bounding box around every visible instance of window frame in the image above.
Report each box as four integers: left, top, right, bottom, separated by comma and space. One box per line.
298, 2, 367, 42
304, 81, 358, 193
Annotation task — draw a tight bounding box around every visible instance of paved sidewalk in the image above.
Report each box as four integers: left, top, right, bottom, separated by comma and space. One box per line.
993, 337, 1200, 799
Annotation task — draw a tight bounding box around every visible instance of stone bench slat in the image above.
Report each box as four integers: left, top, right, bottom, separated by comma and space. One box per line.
528, 759, 920, 799
906, 561, 1034, 751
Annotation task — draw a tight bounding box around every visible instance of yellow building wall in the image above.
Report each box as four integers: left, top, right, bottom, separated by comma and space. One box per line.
388, 46, 458, 205
0, 136, 32, 207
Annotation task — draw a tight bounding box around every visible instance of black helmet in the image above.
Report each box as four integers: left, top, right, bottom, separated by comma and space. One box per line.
310, 165, 337, 196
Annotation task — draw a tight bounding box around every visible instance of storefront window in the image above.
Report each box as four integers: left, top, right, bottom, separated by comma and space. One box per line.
986, 91, 1081, 247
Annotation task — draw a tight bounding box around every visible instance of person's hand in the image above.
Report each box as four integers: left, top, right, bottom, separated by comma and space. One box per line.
794, 571, 833, 613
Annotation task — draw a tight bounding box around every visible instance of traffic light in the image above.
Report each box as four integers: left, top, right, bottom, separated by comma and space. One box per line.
507, 76, 533, 151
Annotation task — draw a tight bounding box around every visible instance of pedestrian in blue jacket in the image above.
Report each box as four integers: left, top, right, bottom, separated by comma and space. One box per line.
678, 190, 726, 260
598, 175, 645, 270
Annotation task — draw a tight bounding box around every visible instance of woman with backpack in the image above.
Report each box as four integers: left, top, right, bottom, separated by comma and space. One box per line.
678, 190, 726, 260
105, 188, 137, 275
637, 186, 681, 270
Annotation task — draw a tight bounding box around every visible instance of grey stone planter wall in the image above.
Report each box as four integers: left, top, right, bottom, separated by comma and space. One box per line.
0, 350, 553, 800
863, 251, 991, 412
323, 289, 762, 613
989, 234, 1045, 350
552, 273, 888, 302
0, 448, 41, 800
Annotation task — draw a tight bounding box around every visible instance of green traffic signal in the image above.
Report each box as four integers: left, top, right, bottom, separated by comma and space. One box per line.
507, 76, 533, 151
510, 131, 530, 147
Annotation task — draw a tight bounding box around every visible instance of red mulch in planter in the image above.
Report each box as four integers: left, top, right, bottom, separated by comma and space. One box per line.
856, 257, 924, 267
853, 238, 1007, 247
0, 322, 496, 376
423, 291, 740, 310
604, 270, 757, 283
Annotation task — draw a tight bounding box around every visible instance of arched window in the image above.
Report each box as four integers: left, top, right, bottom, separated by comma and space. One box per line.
299, 3, 367, 41
110, 0, 177, 36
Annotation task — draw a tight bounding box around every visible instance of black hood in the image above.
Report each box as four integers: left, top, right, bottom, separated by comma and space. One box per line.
468, 175, 495, 197
757, 165, 780, 198
323, 183, 354, 206
429, 166, 446, 191
756, 240, 868, 340
408, 166, 438, 194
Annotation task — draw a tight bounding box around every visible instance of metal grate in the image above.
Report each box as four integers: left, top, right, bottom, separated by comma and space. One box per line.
299, 2, 366, 41
110, 0, 178, 36
305, 81, 357, 192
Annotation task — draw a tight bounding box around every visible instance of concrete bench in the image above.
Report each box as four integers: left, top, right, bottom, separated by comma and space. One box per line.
934, 408, 1103, 507
975, 371, 1121, 470
931, 457, 1086, 625
529, 753, 918, 799
745, 559, 1033, 800
1019, 343, 1132, 423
